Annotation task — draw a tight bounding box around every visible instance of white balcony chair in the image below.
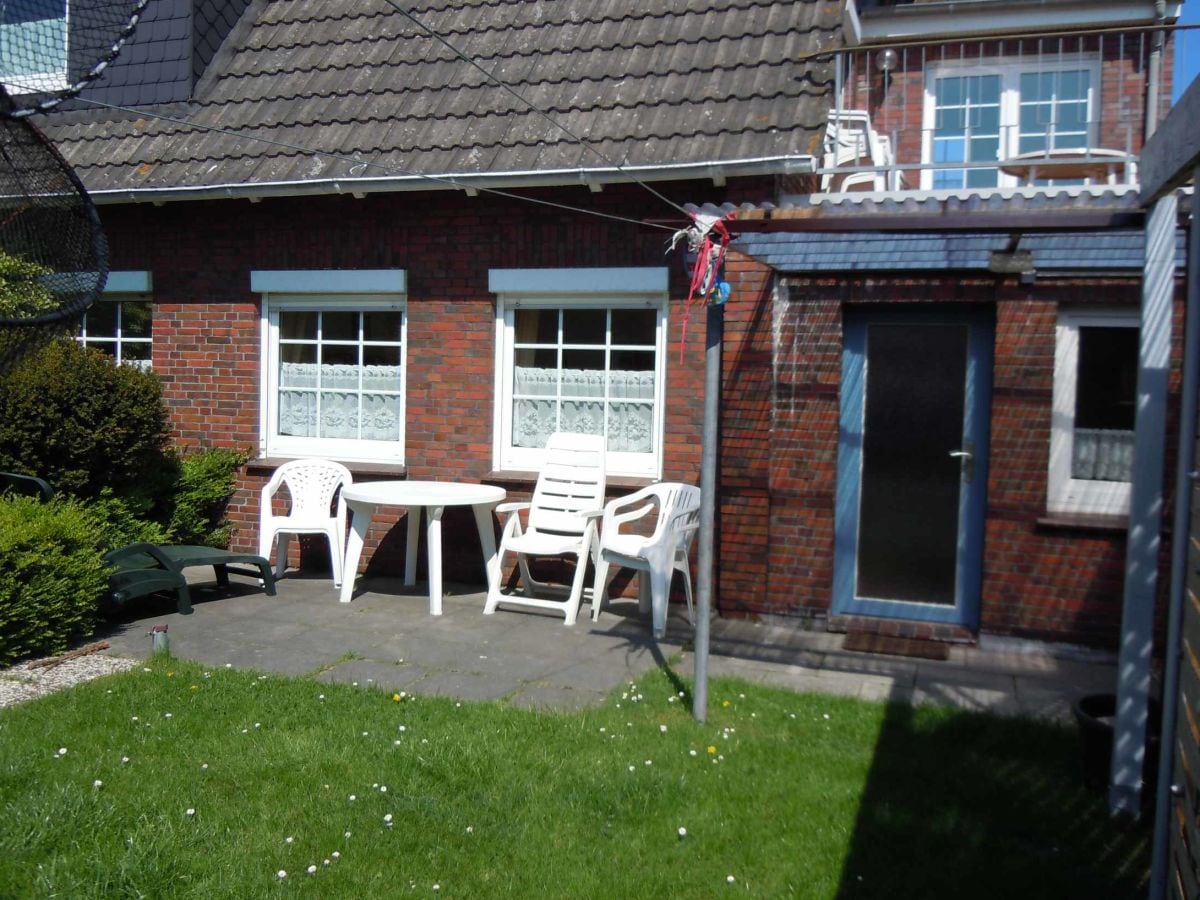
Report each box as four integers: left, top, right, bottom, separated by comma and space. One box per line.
591, 482, 702, 639
821, 110, 900, 193
483, 432, 606, 625
259, 459, 352, 586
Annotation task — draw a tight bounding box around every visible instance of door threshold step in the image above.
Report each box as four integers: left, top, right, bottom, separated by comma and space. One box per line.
843, 632, 951, 661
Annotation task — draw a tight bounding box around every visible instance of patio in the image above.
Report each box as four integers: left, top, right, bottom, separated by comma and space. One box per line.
93, 571, 1117, 720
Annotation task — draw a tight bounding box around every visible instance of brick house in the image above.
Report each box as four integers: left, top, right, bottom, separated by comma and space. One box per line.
22, 0, 1188, 650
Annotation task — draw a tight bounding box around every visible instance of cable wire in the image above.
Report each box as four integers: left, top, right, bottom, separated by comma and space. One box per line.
77, 98, 679, 232
379, 0, 696, 220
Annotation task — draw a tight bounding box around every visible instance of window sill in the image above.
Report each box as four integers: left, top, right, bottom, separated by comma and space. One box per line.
482, 470, 654, 492
1036, 512, 1128, 534
247, 457, 407, 480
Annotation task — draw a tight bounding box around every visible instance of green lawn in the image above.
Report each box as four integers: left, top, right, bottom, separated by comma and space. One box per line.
0, 658, 1149, 898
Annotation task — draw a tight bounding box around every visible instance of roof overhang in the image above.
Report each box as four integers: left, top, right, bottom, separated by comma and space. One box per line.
844, 0, 1181, 46
86, 156, 818, 206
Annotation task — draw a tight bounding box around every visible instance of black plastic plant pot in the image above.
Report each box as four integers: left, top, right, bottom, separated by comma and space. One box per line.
1071, 692, 1162, 794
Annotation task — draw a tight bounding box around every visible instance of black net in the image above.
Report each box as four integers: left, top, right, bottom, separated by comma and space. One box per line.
0, 85, 107, 374
0, 0, 151, 116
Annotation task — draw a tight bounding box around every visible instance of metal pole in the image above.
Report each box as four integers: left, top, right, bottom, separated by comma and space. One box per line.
1149, 171, 1200, 899
1110, 192, 1177, 816
693, 298, 722, 723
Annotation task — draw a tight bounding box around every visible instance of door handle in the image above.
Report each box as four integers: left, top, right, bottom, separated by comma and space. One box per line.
949, 443, 975, 482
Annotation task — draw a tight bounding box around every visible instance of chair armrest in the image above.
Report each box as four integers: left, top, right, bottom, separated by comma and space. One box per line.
495, 501, 530, 515
103, 542, 178, 572
580, 508, 605, 519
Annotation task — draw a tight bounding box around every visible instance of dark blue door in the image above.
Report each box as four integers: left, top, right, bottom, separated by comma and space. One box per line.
833, 307, 993, 629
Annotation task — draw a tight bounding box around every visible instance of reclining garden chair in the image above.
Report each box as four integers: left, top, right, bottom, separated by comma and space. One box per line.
483, 432, 606, 626
591, 482, 701, 639
0, 471, 54, 501
104, 542, 276, 615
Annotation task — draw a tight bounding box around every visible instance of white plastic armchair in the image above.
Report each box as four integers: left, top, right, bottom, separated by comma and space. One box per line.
258, 459, 353, 586
483, 432, 606, 625
591, 482, 702, 639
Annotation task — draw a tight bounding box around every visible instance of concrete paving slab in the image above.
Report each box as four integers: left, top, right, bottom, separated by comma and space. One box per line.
410, 670, 513, 702
507, 684, 609, 711
315, 660, 429, 692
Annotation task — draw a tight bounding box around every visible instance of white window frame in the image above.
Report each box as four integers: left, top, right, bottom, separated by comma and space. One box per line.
489, 267, 669, 478
76, 270, 153, 369
1048, 306, 1138, 516
253, 270, 407, 464
0, 0, 69, 94
921, 54, 1100, 191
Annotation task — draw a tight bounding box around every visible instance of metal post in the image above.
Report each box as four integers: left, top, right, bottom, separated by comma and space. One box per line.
693, 299, 722, 723
1110, 193, 1177, 816
1149, 170, 1200, 898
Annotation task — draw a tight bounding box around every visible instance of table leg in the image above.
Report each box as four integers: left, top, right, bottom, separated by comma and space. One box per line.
340, 502, 375, 604
404, 505, 420, 586
427, 505, 444, 615
473, 502, 500, 598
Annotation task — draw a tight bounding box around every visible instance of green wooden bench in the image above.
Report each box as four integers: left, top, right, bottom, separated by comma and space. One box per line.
104, 543, 277, 615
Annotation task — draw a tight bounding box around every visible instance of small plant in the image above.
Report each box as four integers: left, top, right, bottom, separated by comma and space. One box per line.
0, 494, 109, 666
167, 447, 249, 547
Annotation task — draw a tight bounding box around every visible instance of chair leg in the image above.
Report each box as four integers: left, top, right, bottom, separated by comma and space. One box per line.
562, 551, 589, 626
274, 533, 291, 580
258, 559, 277, 596
214, 564, 230, 588
650, 568, 670, 639
677, 549, 694, 625
175, 582, 193, 615
591, 557, 611, 622
325, 527, 344, 587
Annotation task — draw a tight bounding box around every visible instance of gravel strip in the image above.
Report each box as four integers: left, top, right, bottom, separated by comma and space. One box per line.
0, 654, 142, 709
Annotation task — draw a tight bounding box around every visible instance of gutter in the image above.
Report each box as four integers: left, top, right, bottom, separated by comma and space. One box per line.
86, 156, 818, 206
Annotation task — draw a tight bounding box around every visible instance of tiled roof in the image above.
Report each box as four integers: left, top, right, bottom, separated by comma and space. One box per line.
38, 0, 841, 198
727, 187, 1188, 271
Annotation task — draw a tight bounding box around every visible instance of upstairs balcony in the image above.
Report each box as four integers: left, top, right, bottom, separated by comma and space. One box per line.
812, 29, 1168, 196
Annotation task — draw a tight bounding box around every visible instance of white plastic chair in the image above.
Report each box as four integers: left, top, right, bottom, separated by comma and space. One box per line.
483, 432, 606, 625
820, 110, 900, 192
591, 482, 702, 639
258, 459, 352, 586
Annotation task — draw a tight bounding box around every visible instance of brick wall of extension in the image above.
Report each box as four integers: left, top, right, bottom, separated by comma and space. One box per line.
97, 183, 1182, 650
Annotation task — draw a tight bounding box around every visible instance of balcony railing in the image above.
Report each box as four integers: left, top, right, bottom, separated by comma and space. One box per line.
817, 30, 1164, 193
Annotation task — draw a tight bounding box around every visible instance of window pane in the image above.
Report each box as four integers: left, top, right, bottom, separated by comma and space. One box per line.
561, 348, 605, 372
86, 303, 118, 338
1059, 69, 1087, 100
933, 137, 965, 163
90, 340, 117, 358
280, 311, 317, 340
121, 301, 152, 338
562, 308, 606, 344
122, 342, 151, 363
1076, 327, 1138, 430
363, 344, 401, 368
363, 311, 401, 342
515, 308, 557, 344
611, 348, 655, 372
321, 343, 357, 367
936, 76, 962, 107
1020, 103, 1049, 131
969, 136, 998, 162
515, 346, 557, 368
361, 395, 401, 441
279, 391, 316, 436
936, 107, 964, 136
972, 74, 1000, 104
323, 311, 357, 341
611, 308, 655, 345
966, 167, 999, 188
281, 343, 316, 366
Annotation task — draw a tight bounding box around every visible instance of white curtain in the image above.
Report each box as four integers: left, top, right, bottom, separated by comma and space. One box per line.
279, 363, 402, 440
513, 367, 654, 452
1072, 428, 1134, 482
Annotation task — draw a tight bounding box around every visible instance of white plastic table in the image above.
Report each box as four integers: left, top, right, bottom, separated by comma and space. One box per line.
339, 481, 507, 614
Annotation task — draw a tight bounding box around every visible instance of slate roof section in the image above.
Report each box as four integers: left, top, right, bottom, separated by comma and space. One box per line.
38, 0, 841, 199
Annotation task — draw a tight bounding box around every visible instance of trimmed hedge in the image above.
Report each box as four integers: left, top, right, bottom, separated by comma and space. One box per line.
0, 340, 173, 509
0, 496, 109, 666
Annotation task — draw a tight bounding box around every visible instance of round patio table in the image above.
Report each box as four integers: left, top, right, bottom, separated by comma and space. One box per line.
339, 481, 506, 614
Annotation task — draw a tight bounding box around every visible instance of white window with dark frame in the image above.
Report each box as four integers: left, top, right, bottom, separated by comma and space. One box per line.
253, 270, 407, 464
0, 0, 68, 94
1048, 306, 1139, 517
76, 270, 153, 370
923, 56, 1099, 190
490, 268, 669, 478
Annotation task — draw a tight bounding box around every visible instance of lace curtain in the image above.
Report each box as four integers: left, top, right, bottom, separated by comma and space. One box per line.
513, 367, 655, 452
279, 363, 402, 441
1072, 428, 1134, 482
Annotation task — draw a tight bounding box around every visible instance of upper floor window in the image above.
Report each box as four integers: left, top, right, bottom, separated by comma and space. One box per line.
253, 270, 407, 464
924, 57, 1098, 190
490, 268, 669, 478
1048, 306, 1138, 517
0, 0, 67, 94
76, 270, 152, 370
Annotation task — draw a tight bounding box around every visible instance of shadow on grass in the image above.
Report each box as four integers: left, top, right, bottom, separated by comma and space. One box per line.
833, 697, 1151, 899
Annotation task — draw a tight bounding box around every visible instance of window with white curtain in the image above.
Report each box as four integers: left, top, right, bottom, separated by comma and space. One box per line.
75, 271, 153, 370
1048, 306, 1139, 516
490, 268, 668, 477
254, 270, 406, 463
